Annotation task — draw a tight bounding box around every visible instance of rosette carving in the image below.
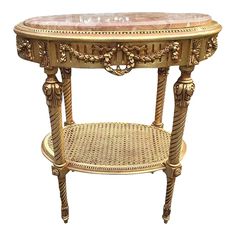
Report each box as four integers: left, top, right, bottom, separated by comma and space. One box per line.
205, 36, 218, 59
16, 36, 33, 60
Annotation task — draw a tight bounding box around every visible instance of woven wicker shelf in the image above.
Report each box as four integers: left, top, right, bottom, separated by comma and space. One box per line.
42, 123, 186, 174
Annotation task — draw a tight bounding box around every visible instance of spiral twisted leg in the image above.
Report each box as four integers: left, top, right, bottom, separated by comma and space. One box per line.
43, 67, 69, 223
162, 66, 195, 223
152, 67, 169, 128
58, 176, 69, 223
60, 68, 74, 126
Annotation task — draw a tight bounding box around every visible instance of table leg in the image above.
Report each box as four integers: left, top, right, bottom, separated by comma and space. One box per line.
152, 67, 169, 128
162, 65, 195, 223
52, 166, 69, 223
60, 68, 75, 126
43, 67, 69, 223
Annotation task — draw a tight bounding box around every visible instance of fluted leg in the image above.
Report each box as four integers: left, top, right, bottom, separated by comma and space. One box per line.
152, 67, 169, 128
162, 66, 195, 223
43, 67, 69, 223
60, 68, 74, 126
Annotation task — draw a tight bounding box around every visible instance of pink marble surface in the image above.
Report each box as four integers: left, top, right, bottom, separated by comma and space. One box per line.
24, 12, 211, 31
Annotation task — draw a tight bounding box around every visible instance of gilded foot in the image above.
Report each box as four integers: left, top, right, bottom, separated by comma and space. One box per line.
162, 206, 171, 224
62, 206, 69, 223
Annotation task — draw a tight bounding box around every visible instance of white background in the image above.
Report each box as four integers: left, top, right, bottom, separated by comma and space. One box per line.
0, 0, 235, 235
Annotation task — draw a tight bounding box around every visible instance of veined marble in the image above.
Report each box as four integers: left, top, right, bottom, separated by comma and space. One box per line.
24, 12, 211, 31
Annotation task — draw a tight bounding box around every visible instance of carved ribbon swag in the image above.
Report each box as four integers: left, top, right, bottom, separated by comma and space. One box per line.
59, 42, 180, 76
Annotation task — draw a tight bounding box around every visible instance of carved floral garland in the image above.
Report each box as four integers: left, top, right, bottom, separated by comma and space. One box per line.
59, 42, 180, 76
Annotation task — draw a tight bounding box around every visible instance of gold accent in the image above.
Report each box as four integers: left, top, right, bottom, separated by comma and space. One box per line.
52, 166, 69, 223
41, 123, 186, 174
58, 177, 69, 223
59, 43, 101, 63
171, 42, 180, 61
190, 39, 201, 65
60, 68, 74, 125
14, 36, 220, 70
43, 68, 69, 223
42, 67, 65, 165
205, 36, 218, 59
43, 79, 62, 107
162, 177, 176, 224
16, 36, 33, 60
174, 69, 195, 108
152, 67, 169, 128
58, 42, 179, 76
38, 41, 50, 67
162, 66, 195, 223
14, 20, 221, 42
103, 44, 135, 76
14, 15, 221, 224
164, 162, 182, 178
169, 66, 195, 164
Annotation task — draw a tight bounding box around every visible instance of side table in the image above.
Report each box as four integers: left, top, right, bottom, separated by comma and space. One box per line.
14, 12, 221, 224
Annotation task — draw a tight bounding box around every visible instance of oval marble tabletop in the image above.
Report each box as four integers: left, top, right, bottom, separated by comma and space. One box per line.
24, 12, 212, 31
14, 12, 221, 42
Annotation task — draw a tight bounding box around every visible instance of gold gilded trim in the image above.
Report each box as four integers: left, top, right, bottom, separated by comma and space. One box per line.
58, 42, 180, 75
14, 21, 221, 42
16, 36, 33, 60
205, 36, 218, 59
189, 39, 201, 65
41, 122, 186, 175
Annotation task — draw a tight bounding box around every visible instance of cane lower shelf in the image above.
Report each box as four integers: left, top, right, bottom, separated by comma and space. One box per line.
42, 123, 186, 174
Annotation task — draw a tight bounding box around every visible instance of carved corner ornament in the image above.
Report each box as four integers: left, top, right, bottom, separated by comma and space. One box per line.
52, 166, 69, 178
16, 36, 33, 60
38, 41, 50, 67
205, 36, 218, 59
189, 39, 201, 65
58, 41, 181, 76
171, 41, 180, 61
164, 162, 182, 178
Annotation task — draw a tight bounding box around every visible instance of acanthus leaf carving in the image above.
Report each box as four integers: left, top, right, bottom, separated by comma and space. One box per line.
174, 82, 195, 108
43, 80, 63, 108
174, 66, 195, 108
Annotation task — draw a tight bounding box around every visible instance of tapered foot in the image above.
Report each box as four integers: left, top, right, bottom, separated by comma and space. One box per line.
162, 177, 176, 224
58, 177, 69, 223
62, 206, 69, 223
162, 207, 171, 224
64, 219, 68, 224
